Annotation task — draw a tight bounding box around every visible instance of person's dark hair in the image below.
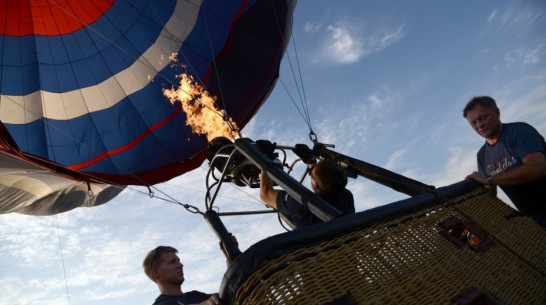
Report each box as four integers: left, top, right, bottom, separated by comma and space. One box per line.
143, 246, 178, 282
312, 159, 347, 198
463, 96, 498, 118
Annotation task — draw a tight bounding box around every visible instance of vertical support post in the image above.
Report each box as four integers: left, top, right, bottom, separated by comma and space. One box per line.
204, 210, 241, 263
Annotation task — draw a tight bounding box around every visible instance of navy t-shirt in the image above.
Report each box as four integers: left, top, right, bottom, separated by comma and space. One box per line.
275, 188, 355, 228
153, 291, 211, 305
477, 122, 546, 226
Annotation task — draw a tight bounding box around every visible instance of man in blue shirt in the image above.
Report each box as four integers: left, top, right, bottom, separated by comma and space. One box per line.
464, 96, 546, 227
260, 158, 355, 228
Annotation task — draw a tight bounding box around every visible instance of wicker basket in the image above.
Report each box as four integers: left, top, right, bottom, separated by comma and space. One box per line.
220, 182, 546, 305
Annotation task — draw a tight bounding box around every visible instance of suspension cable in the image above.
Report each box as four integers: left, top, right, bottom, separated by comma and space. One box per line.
289, 35, 312, 129
55, 215, 71, 305
268, 0, 317, 142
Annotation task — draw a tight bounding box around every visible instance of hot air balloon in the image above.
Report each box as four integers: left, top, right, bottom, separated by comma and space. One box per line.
0, 0, 296, 215
3, 2, 545, 304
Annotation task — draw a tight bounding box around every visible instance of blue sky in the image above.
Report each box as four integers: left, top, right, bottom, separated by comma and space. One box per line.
1, 1, 546, 304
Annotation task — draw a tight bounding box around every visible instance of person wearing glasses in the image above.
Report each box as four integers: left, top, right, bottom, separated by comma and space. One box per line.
143, 240, 235, 305
260, 158, 355, 229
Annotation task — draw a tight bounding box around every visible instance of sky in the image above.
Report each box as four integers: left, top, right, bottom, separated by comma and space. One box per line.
1, 1, 546, 304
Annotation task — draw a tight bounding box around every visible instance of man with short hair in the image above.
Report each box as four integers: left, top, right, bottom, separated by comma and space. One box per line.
260, 158, 355, 228
143, 246, 220, 305
464, 96, 546, 227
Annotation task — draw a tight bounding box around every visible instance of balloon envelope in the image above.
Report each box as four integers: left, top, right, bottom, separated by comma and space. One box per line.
0, 0, 295, 214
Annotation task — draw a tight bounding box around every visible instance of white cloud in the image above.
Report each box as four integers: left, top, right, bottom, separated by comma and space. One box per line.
304, 21, 321, 33
432, 146, 477, 187
367, 94, 385, 112
384, 148, 408, 171
483, 4, 544, 38
377, 26, 405, 52
313, 100, 372, 151
349, 180, 400, 211
312, 20, 405, 65
501, 5, 542, 31
487, 9, 498, 24
504, 43, 544, 68
323, 23, 365, 64
0, 277, 68, 305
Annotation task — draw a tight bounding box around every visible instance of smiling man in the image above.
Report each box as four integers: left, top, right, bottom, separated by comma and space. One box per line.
463, 96, 546, 227
143, 246, 220, 305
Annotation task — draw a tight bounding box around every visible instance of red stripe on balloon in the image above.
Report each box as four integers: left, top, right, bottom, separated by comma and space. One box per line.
66, 1, 249, 172
202, 0, 247, 84
0, 0, 114, 36
68, 103, 183, 171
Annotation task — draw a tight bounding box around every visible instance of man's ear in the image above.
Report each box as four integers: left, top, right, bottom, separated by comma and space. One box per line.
151, 268, 160, 280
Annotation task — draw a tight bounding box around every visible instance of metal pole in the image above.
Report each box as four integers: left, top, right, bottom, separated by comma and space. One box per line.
204, 210, 242, 263
313, 144, 435, 196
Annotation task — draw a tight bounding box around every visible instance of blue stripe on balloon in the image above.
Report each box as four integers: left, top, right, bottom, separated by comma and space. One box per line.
6, 61, 208, 174
1, 0, 178, 95
1, 0, 253, 96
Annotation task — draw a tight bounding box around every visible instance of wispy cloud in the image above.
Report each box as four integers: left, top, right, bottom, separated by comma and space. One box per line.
499, 83, 546, 133
376, 26, 405, 52
312, 20, 405, 65
484, 4, 544, 38
384, 148, 408, 171
432, 145, 476, 187
504, 42, 544, 66
322, 22, 365, 64
313, 99, 372, 151
487, 9, 498, 24
0, 277, 68, 305
304, 21, 321, 33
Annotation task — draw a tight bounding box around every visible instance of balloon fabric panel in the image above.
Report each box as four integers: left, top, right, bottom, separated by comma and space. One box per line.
0, 0, 295, 187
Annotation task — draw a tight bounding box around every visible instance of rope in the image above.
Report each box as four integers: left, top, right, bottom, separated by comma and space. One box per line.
120, 184, 204, 214
161, 180, 264, 206
266, 0, 316, 142
278, 78, 313, 131
290, 35, 312, 129
203, 13, 229, 115
55, 215, 71, 305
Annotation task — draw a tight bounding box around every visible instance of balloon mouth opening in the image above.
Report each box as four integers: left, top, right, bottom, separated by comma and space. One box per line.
207, 137, 255, 187
207, 137, 281, 188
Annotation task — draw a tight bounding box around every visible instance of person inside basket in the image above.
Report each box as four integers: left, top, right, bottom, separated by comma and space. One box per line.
463, 96, 546, 227
259, 144, 355, 228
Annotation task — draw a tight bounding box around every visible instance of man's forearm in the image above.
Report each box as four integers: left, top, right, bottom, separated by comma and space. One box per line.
259, 172, 278, 208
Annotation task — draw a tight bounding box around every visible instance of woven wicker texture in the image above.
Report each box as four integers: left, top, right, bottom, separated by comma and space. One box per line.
232, 188, 546, 304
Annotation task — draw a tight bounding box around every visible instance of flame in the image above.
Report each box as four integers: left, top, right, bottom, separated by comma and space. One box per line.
163, 73, 239, 142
